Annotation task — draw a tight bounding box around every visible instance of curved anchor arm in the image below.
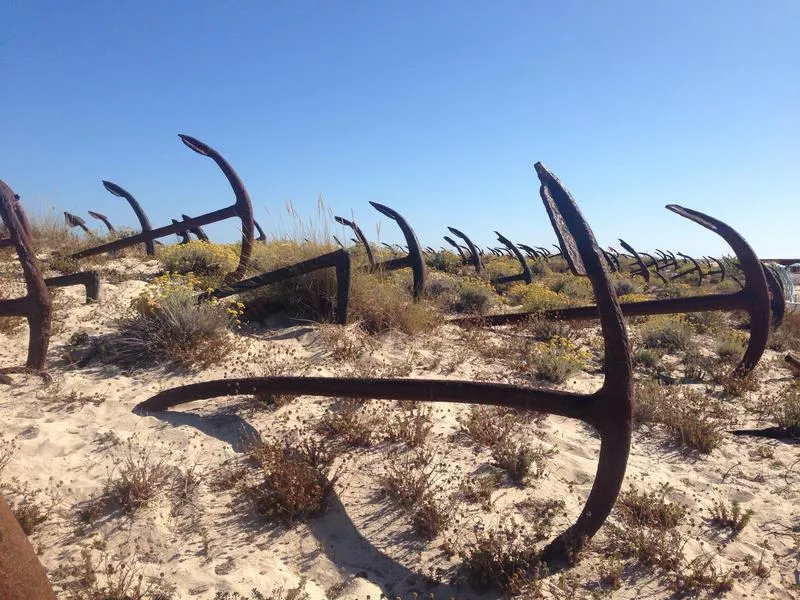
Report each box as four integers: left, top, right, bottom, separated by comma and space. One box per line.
171, 219, 191, 244
181, 214, 209, 241
443, 236, 467, 263
87, 211, 116, 234
367, 202, 426, 301
102, 180, 156, 255
492, 231, 532, 285
618, 239, 651, 283
334, 215, 375, 267
135, 161, 633, 563
253, 219, 267, 242
64, 212, 90, 234
447, 226, 482, 273
673, 252, 704, 286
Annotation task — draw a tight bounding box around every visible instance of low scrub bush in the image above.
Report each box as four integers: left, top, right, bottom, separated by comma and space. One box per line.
505, 283, 570, 312
491, 440, 557, 485
107, 273, 239, 368
708, 499, 754, 535
459, 406, 520, 447
714, 331, 747, 361
768, 311, 800, 352
529, 336, 589, 383
245, 438, 336, 524
158, 241, 239, 285
639, 316, 693, 352
616, 483, 686, 530
452, 280, 496, 315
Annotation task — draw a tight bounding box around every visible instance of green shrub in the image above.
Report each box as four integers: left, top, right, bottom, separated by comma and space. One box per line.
158, 241, 239, 286
453, 283, 495, 315
529, 337, 588, 383
106, 273, 239, 368
639, 317, 693, 351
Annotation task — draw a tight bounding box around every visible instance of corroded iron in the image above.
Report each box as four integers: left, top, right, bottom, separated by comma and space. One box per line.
87, 210, 116, 234
491, 232, 532, 285
367, 202, 426, 301
64, 211, 90, 233
45, 272, 101, 304
0, 495, 56, 599
447, 227, 482, 274
672, 253, 704, 286
0, 181, 52, 373
254, 219, 267, 242
181, 214, 210, 242
200, 250, 351, 325
517, 243, 539, 259
443, 236, 468, 263
618, 239, 651, 283
172, 219, 191, 244
455, 205, 771, 378
135, 162, 633, 563
334, 215, 375, 267
73, 135, 254, 285
102, 180, 156, 255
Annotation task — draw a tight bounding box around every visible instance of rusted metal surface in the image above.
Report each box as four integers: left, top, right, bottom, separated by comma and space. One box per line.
254, 219, 267, 242
447, 227, 482, 274
200, 250, 351, 325
73, 135, 254, 285
454, 205, 771, 378
135, 162, 633, 563
491, 231, 532, 285
172, 219, 191, 244
44, 272, 101, 304
517, 243, 538, 259
365, 202, 426, 301
102, 180, 156, 255
181, 214, 210, 242
618, 239, 651, 283
64, 211, 90, 233
334, 215, 375, 267
87, 210, 116, 234
0, 181, 52, 372
762, 263, 786, 328
444, 236, 468, 263
0, 495, 56, 600
672, 253, 704, 286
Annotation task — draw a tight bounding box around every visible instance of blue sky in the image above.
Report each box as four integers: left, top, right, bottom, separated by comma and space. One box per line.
2, 1, 798, 257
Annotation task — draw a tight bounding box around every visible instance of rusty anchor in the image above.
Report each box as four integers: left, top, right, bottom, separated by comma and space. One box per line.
0, 181, 52, 373
199, 250, 352, 325
517, 243, 539, 259
254, 219, 267, 242
443, 235, 468, 263
447, 227, 482, 274
181, 214, 210, 242
102, 180, 156, 255
491, 232, 533, 285
72, 135, 254, 285
334, 215, 375, 267
87, 210, 117, 234
172, 219, 192, 244
0, 494, 56, 599
135, 162, 633, 565
335, 203, 425, 300
617, 239, 653, 283
671, 252, 704, 286
454, 205, 772, 378
64, 211, 90, 234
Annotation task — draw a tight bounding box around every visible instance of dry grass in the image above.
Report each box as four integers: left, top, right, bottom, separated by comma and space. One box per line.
490, 440, 557, 485
638, 317, 693, 352
244, 437, 336, 524
708, 499, 754, 535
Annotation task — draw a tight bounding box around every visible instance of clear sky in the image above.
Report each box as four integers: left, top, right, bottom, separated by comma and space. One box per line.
2, 1, 798, 257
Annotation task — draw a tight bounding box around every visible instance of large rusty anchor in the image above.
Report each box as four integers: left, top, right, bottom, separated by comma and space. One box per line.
455, 205, 772, 378
335, 203, 426, 300
87, 210, 117, 234
447, 226, 482, 274
491, 232, 533, 285
135, 162, 633, 564
199, 249, 352, 325
0, 181, 52, 374
72, 135, 254, 284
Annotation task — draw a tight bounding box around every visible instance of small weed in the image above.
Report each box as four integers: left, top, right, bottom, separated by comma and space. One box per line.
616, 483, 686, 530
102, 440, 173, 514
380, 402, 434, 448
316, 401, 376, 448
245, 437, 336, 524
529, 336, 588, 383
459, 405, 520, 447
460, 471, 504, 507
633, 347, 662, 370
671, 555, 734, 597
410, 497, 451, 540
708, 499, 754, 535
632, 379, 671, 427
491, 440, 557, 485
52, 547, 176, 600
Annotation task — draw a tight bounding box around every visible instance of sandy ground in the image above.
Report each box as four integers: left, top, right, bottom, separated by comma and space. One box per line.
1, 259, 799, 599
